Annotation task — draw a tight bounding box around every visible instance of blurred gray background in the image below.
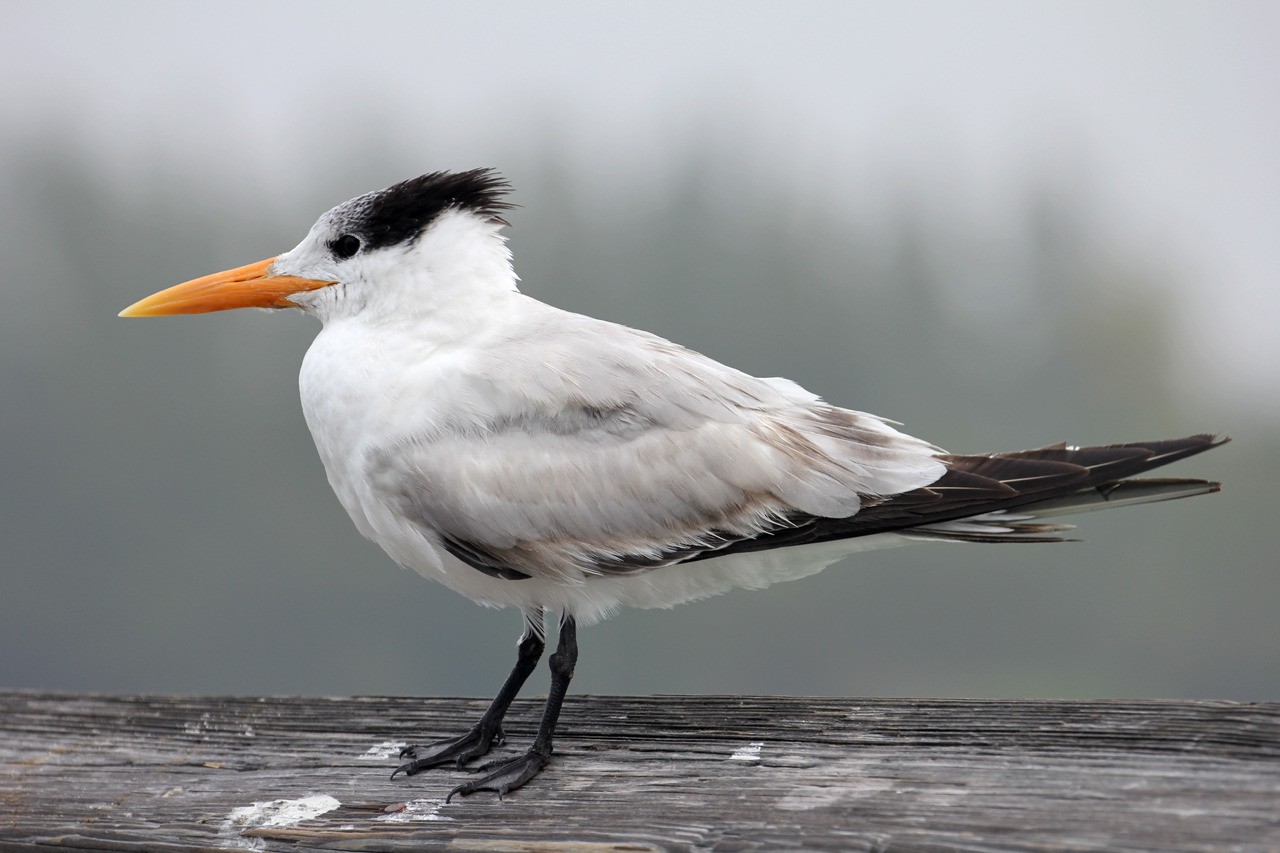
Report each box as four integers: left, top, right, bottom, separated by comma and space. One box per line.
2, 1, 1276, 702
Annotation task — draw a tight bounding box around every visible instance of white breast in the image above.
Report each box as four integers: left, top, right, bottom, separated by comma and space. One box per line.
295, 299, 942, 625
297, 309, 555, 611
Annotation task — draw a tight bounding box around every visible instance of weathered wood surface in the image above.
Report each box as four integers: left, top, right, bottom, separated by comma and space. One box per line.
1, 692, 1277, 852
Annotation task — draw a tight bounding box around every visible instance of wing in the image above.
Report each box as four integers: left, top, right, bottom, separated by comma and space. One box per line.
364, 310, 946, 583
680, 434, 1225, 554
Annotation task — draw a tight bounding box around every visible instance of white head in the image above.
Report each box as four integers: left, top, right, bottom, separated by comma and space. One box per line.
120, 169, 518, 324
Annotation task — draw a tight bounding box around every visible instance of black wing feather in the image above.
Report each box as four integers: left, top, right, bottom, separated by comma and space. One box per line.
682, 433, 1226, 562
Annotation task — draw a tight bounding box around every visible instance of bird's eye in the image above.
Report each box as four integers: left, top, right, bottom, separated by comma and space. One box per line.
330, 234, 361, 260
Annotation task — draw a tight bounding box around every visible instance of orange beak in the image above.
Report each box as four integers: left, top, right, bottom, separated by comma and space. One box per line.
119, 257, 335, 317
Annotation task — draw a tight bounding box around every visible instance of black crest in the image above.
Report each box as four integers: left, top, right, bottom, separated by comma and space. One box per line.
346, 169, 515, 251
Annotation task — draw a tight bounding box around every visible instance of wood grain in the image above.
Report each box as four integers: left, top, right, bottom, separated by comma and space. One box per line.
2, 692, 1277, 851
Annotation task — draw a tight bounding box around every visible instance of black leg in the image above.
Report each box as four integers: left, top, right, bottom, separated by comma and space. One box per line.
393, 611, 545, 778
447, 614, 578, 801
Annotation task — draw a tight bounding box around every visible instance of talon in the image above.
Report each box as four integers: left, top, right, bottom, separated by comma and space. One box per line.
444, 747, 550, 801
394, 723, 505, 778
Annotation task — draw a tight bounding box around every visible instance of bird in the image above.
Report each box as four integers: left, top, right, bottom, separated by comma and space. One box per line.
120, 168, 1226, 800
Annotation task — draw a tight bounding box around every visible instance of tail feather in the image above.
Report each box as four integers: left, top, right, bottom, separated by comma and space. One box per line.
1015, 477, 1222, 518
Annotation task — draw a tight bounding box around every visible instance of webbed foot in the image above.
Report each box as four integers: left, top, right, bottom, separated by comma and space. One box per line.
445, 747, 551, 801
392, 723, 504, 778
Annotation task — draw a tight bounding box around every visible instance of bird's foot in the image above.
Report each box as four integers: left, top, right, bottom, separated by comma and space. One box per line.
446, 746, 550, 802
392, 723, 504, 778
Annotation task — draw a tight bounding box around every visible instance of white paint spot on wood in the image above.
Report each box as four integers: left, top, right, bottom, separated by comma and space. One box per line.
378, 798, 452, 822
180, 713, 254, 739
182, 713, 212, 735
730, 741, 764, 762
221, 794, 341, 848
357, 740, 405, 761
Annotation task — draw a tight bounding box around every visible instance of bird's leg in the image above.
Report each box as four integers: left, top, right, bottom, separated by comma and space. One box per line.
393, 611, 545, 777
447, 614, 577, 801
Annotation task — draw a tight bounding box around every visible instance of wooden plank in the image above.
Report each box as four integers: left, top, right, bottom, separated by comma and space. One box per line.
1, 691, 1277, 851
